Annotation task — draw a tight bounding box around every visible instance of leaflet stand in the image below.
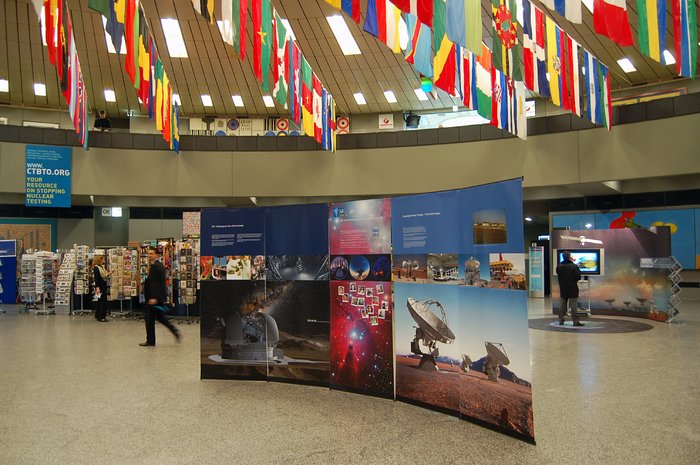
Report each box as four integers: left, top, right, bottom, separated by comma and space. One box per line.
576, 277, 592, 318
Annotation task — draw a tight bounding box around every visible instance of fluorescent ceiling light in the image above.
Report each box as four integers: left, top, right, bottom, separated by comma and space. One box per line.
525, 217, 533, 222
353, 92, 367, 105
102, 17, 127, 54
34, 83, 46, 96
414, 88, 429, 101
104, 89, 116, 102
582, 0, 593, 13
383, 90, 397, 103
201, 94, 213, 107
0, 79, 8, 92
172, 93, 181, 106
617, 58, 636, 73
232, 95, 244, 107
263, 95, 275, 107
161, 18, 188, 58
326, 15, 361, 55
663, 50, 676, 65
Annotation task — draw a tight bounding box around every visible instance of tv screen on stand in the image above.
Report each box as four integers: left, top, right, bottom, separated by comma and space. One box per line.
555, 249, 604, 276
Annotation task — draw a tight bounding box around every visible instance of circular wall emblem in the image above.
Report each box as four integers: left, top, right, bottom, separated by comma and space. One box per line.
227, 119, 240, 131
336, 116, 350, 130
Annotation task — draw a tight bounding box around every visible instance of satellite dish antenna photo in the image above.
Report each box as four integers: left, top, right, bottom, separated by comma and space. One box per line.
406, 297, 456, 371
561, 235, 604, 246
484, 342, 510, 382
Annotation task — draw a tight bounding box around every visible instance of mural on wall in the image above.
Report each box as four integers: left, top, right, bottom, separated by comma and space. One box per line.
0, 222, 55, 252
552, 208, 699, 269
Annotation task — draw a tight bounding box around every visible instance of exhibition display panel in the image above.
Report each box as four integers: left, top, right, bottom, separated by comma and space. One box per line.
199, 178, 535, 443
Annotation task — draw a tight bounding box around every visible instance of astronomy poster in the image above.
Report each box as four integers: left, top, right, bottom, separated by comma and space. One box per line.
265, 204, 330, 385
329, 199, 393, 397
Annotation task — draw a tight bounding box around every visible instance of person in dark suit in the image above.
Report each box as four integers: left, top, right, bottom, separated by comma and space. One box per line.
92, 255, 112, 322
556, 251, 584, 326
140, 247, 180, 346
93, 110, 111, 131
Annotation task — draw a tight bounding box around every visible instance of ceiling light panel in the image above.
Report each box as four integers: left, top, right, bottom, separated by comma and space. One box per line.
201, 94, 213, 106
104, 89, 116, 102
232, 95, 244, 107
353, 92, 367, 105
414, 88, 429, 101
617, 58, 636, 73
0, 79, 8, 92
161, 19, 188, 58
326, 15, 361, 55
172, 93, 181, 106
663, 50, 676, 65
263, 95, 275, 107
102, 17, 127, 54
384, 90, 397, 103
34, 83, 46, 96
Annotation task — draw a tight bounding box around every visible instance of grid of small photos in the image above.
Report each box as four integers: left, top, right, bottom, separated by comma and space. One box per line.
337, 281, 390, 326
74, 245, 90, 295
175, 239, 199, 305
54, 250, 76, 306
107, 247, 139, 300
20, 255, 39, 303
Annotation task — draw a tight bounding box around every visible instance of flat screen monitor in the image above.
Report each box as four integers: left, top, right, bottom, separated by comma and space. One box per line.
555, 249, 604, 276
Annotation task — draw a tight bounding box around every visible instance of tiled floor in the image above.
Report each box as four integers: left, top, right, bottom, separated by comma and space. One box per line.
0, 299, 698, 465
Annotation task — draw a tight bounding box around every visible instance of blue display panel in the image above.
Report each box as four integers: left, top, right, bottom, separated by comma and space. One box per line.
391, 190, 458, 254
200, 207, 265, 256
265, 204, 328, 256
25, 145, 72, 208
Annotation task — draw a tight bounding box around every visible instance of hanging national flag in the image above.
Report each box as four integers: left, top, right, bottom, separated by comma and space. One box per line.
58, 0, 69, 91
125, 0, 139, 85
45, 0, 59, 65
301, 57, 314, 137
155, 57, 164, 131
405, 13, 433, 77
598, 61, 612, 130
172, 103, 180, 153
313, 73, 323, 143
584, 50, 602, 125
492, 0, 522, 80
434, 35, 457, 95
541, 0, 582, 23
476, 44, 493, 121
288, 41, 296, 122
148, 39, 158, 120
390, 0, 434, 26
253, 0, 273, 90
137, 10, 151, 104
672, 0, 698, 78
522, 0, 550, 98
433, 0, 445, 51
458, 46, 478, 109
221, 0, 234, 45
637, 0, 667, 64
233, 0, 248, 59
491, 68, 526, 139
89, 0, 125, 54
321, 88, 336, 151
564, 34, 581, 116
192, 0, 214, 23
445, 0, 482, 55
273, 12, 290, 108
291, 43, 302, 125
546, 16, 565, 108
325, 0, 361, 23
364, 0, 402, 53
593, 0, 634, 46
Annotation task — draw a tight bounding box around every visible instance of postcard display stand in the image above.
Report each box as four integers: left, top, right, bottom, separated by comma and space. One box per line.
71, 245, 91, 315
175, 238, 199, 305
54, 250, 76, 308
199, 179, 535, 444
107, 247, 139, 316
20, 251, 58, 314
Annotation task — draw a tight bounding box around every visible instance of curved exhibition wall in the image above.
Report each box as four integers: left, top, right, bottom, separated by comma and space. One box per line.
199, 178, 535, 443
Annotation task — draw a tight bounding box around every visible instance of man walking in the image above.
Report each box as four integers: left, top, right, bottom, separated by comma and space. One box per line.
141, 247, 180, 346
556, 251, 584, 327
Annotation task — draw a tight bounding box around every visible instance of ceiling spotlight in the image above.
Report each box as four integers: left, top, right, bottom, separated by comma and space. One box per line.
525, 217, 533, 222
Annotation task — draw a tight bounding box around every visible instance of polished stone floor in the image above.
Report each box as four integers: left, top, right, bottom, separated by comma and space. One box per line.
0, 299, 698, 465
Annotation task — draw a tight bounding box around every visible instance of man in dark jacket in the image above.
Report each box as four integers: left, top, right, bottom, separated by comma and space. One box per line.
140, 247, 180, 346
556, 251, 584, 326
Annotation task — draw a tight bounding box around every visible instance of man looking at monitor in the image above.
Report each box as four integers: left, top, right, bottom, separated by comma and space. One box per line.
556, 251, 584, 326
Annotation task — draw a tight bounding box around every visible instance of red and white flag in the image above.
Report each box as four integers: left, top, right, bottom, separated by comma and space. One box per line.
593, 0, 634, 46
